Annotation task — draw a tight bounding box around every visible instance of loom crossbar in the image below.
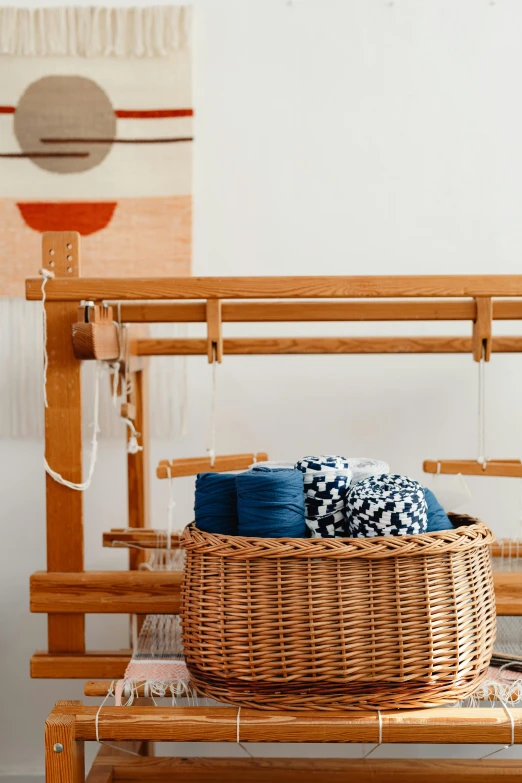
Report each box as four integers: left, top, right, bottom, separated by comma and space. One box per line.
25, 274, 522, 300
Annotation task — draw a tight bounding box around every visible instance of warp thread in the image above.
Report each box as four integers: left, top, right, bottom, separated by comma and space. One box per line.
194, 472, 239, 535
295, 456, 352, 538
347, 474, 428, 538
237, 467, 306, 538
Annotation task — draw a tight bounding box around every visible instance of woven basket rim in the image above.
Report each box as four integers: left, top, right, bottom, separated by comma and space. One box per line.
181, 517, 494, 559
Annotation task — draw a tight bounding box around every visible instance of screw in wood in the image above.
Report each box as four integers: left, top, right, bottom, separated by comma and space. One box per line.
53, 743, 64, 753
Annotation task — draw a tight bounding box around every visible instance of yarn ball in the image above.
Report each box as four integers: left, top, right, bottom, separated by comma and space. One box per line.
347, 458, 390, 485
237, 467, 306, 538
194, 472, 239, 535
346, 474, 428, 538
424, 487, 453, 532
295, 456, 352, 537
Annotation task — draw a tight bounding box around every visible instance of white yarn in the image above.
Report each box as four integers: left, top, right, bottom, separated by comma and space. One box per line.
479, 699, 516, 759
44, 361, 101, 491
347, 458, 390, 485
0, 6, 191, 57
477, 356, 487, 467
39, 269, 54, 409
207, 360, 217, 467
363, 710, 383, 758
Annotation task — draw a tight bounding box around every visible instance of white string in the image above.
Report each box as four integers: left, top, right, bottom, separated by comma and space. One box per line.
44, 360, 101, 491
479, 699, 516, 759
477, 352, 487, 467
39, 269, 54, 408
124, 417, 143, 455
207, 359, 217, 467
236, 706, 254, 759
95, 681, 141, 757
363, 710, 383, 758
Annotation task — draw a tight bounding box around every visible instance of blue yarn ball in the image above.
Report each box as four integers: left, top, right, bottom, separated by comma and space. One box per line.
194, 472, 238, 535
237, 467, 306, 538
424, 487, 453, 532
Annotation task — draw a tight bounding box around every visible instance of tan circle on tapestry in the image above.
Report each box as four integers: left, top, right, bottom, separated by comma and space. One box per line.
14, 75, 116, 174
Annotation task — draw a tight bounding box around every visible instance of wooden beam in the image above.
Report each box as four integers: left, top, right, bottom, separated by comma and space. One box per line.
31, 651, 131, 680
490, 539, 522, 558
30, 571, 182, 614
25, 274, 522, 301
93, 756, 522, 783
136, 336, 522, 356
42, 231, 85, 654
156, 452, 269, 479
106, 298, 522, 323
494, 572, 522, 615
424, 459, 522, 478
103, 530, 182, 549
55, 703, 522, 744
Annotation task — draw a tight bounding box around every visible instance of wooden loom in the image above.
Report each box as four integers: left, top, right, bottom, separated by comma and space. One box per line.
27, 233, 522, 782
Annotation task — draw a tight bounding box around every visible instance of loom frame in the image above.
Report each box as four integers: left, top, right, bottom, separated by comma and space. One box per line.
28, 232, 522, 780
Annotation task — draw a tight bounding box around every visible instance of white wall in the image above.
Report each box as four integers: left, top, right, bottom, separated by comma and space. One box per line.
3, 0, 522, 775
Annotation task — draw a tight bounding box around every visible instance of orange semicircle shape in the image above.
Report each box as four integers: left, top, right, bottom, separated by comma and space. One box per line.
16, 201, 117, 236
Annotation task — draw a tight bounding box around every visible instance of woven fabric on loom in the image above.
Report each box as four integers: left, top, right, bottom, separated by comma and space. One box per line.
115, 614, 195, 705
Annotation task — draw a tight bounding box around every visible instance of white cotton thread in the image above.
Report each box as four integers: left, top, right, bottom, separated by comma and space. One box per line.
477, 353, 487, 467
44, 360, 101, 491
95, 681, 140, 757
39, 269, 54, 409
363, 710, 383, 758
236, 707, 254, 758
479, 699, 516, 759
207, 360, 217, 467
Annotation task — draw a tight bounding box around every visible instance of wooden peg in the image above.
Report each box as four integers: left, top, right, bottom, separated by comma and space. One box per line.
72, 302, 120, 361
472, 296, 492, 361
206, 299, 223, 363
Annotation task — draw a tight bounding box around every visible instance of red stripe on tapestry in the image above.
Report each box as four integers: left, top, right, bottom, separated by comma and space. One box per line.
115, 108, 193, 119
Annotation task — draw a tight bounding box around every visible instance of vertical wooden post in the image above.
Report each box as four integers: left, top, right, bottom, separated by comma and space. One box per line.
43, 232, 85, 653
127, 367, 150, 569
206, 298, 223, 362
45, 704, 84, 783
472, 296, 493, 362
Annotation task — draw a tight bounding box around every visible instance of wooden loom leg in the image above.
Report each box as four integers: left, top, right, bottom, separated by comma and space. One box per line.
45, 706, 84, 783
43, 232, 85, 654
127, 367, 150, 570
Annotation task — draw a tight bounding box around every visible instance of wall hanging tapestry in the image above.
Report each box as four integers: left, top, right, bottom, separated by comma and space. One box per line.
0, 5, 192, 437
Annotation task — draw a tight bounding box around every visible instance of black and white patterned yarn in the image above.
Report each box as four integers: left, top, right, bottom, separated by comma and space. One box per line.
295, 456, 352, 538
347, 458, 390, 485
346, 474, 428, 538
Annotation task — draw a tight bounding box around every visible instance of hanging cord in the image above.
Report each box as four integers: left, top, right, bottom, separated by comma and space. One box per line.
44, 361, 102, 491
207, 358, 217, 467
363, 710, 383, 758
39, 269, 54, 408
477, 349, 487, 468
95, 682, 140, 757
479, 699, 516, 759
236, 707, 254, 759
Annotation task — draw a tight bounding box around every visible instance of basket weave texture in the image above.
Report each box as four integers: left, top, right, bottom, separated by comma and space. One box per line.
180, 515, 496, 710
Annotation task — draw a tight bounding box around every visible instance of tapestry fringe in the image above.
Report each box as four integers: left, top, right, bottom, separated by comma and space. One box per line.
0, 5, 191, 58
0, 298, 187, 439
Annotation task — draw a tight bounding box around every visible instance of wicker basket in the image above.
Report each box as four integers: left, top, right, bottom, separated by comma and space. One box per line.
180, 515, 496, 710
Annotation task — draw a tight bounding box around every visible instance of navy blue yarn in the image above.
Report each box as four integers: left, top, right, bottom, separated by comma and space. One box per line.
424, 487, 453, 532
194, 472, 239, 535
237, 467, 306, 538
